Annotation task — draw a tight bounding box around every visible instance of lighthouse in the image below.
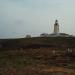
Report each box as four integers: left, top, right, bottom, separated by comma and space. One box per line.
54, 20, 59, 34
40, 19, 74, 37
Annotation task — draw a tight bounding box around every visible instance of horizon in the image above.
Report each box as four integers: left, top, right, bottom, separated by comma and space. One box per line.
0, 0, 75, 38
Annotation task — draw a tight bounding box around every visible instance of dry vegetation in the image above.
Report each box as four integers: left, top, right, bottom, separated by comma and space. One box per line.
0, 48, 75, 75
0, 37, 75, 75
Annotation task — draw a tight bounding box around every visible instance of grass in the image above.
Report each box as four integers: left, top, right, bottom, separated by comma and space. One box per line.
0, 37, 75, 50
0, 48, 75, 75
0, 37, 75, 75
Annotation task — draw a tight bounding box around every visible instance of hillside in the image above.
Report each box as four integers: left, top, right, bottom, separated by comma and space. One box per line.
0, 37, 75, 75
0, 37, 75, 49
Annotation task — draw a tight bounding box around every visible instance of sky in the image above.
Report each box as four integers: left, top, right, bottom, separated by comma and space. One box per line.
0, 0, 75, 38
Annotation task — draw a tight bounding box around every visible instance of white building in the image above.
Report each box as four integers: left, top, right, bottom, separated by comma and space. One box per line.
26, 35, 31, 38
40, 33, 48, 37
54, 20, 59, 34
40, 20, 74, 37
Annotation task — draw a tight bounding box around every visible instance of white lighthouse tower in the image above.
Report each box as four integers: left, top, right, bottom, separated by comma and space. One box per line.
54, 20, 59, 34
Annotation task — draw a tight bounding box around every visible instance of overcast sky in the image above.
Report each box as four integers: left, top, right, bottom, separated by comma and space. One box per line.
0, 0, 75, 38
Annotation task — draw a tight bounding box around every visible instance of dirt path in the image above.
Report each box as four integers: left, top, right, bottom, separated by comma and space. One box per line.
42, 67, 75, 74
